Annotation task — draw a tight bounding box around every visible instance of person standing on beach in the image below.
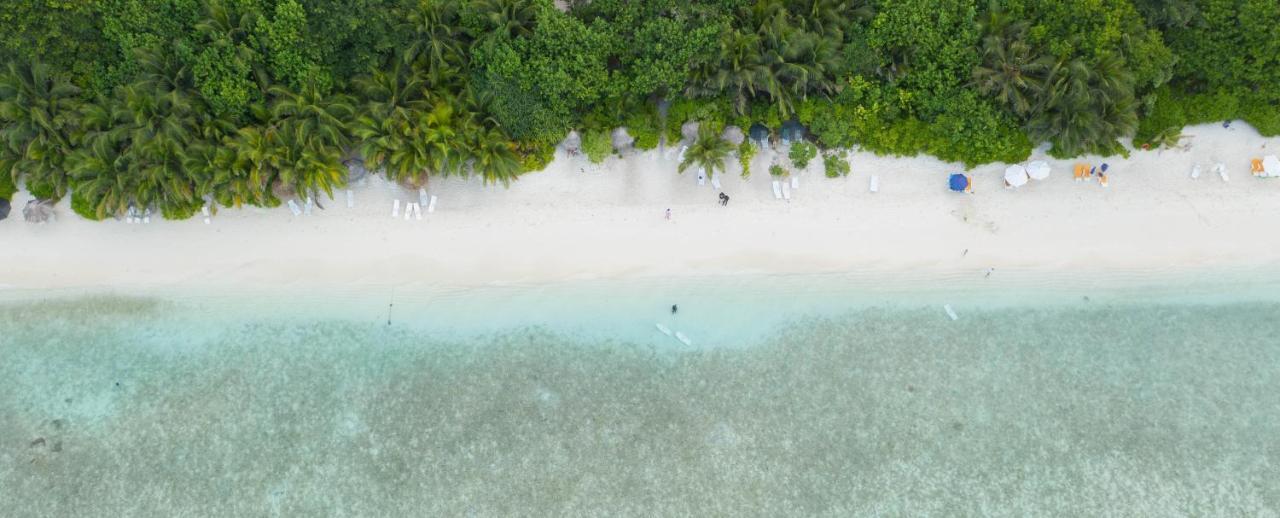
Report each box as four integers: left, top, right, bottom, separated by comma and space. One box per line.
722, 194, 730, 207
665, 208, 671, 220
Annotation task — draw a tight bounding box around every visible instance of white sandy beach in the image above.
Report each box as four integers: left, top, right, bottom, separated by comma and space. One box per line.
3, 123, 1280, 291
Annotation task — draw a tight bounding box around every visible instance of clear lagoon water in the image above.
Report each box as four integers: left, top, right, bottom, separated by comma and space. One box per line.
2, 270, 1279, 516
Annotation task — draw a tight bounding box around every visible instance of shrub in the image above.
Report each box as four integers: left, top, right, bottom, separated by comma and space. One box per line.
0, 172, 15, 200
769, 164, 787, 177
789, 141, 817, 169
26, 179, 57, 201
823, 153, 850, 178
582, 129, 613, 164
737, 140, 756, 179
70, 190, 103, 220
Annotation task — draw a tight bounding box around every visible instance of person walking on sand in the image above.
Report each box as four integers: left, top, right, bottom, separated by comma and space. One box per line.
722, 194, 730, 207
665, 208, 671, 220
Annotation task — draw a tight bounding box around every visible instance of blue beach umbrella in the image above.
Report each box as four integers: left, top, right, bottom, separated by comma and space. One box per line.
949, 173, 969, 192
1100, 163, 1109, 172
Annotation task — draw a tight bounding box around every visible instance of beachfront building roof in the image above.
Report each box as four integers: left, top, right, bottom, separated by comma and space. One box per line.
0, 198, 9, 221
343, 159, 369, 183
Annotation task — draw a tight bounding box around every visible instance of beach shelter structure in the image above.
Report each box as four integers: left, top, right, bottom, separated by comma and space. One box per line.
561, 130, 581, 154
722, 125, 744, 146
342, 159, 369, 183
949, 173, 970, 192
1004, 165, 1029, 187
1264, 155, 1280, 177
749, 123, 770, 145
1027, 161, 1050, 180
0, 198, 9, 221
681, 121, 700, 144
23, 199, 54, 223
780, 120, 805, 144
611, 127, 634, 152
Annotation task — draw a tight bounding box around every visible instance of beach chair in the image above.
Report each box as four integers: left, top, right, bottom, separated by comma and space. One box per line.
419, 188, 429, 207
304, 197, 313, 216
288, 199, 303, 216
201, 205, 212, 225
1252, 158, 1264, 176
346, 189, 354, 208
711, 173, 722, 190
869, 175, 879, 193
142, 208, 151, 224
1073, 164, 1089, 182
771, 180, 783, 200
697, 170, 706, 186
391, 199, 400, 218
1190, 165, 1201, 179
427, 195, 438, 213
790, 176, 799, 190
1215, 163, 1228, 182
782, 180, 792, 200
415, 202, 423, 220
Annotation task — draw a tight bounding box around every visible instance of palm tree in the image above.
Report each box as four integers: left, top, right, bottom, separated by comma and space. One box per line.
403, 0, 466, 84
466, 0, 538, 42
0, 61, 82, 199
1029, 55, 1137, 156
466, 126, 522, 186
972, 2, 1053, 118
678, 125, 734, 179
67, 133, 133, 220
269, 81, 354, 150
351, 65, 437, 187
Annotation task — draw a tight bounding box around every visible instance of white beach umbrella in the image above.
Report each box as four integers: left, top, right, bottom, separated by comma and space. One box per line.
1026, 160, 1050, 180
1004, 165, 1029, 187
1263, 155, 1280, 177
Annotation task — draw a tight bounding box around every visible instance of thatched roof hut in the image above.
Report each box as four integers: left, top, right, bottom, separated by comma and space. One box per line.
23, 199, 54, 223
0, 198, 10, 222
749, 123, 770, 144
722, 125, 744, 146
562, 130, 582, 154
681, 121, 700, 145
611, 127, 634, 153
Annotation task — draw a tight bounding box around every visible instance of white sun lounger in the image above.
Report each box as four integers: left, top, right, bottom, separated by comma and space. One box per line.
1190, 165, 1201, 179
202, 205, 211, 225
346, 189, 354, 208
870, 175, 880, 193
415, 202, 423, 220
126, 206, 136, 224
790, 176, 799, 190
304, 197, 313, 216
419, 188, 429, 207
782, 181, 792, 200
288, 199, 303, 216
427, 195, 438, 213
697, 170, 706, 186
711, 174, 722, 190
1215, 163, 1228, 182
404, 202, 414, 220
142, 208, 151, 224
772, 180, 783, 199
391, 199, 400, 218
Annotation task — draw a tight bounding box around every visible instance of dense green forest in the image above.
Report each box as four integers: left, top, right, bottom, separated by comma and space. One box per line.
1, 0, 1277, 220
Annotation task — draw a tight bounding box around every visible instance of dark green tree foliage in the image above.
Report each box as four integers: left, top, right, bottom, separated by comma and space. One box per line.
2, 0, 1276, 221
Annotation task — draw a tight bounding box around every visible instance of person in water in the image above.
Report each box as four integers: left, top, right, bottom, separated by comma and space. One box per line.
671, 304, 678, 314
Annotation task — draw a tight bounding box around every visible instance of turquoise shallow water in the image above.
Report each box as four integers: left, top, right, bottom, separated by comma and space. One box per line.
2, 271, 1279, 516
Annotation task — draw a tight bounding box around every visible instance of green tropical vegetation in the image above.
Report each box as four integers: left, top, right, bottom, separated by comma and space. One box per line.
0, 0, 1275, 219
